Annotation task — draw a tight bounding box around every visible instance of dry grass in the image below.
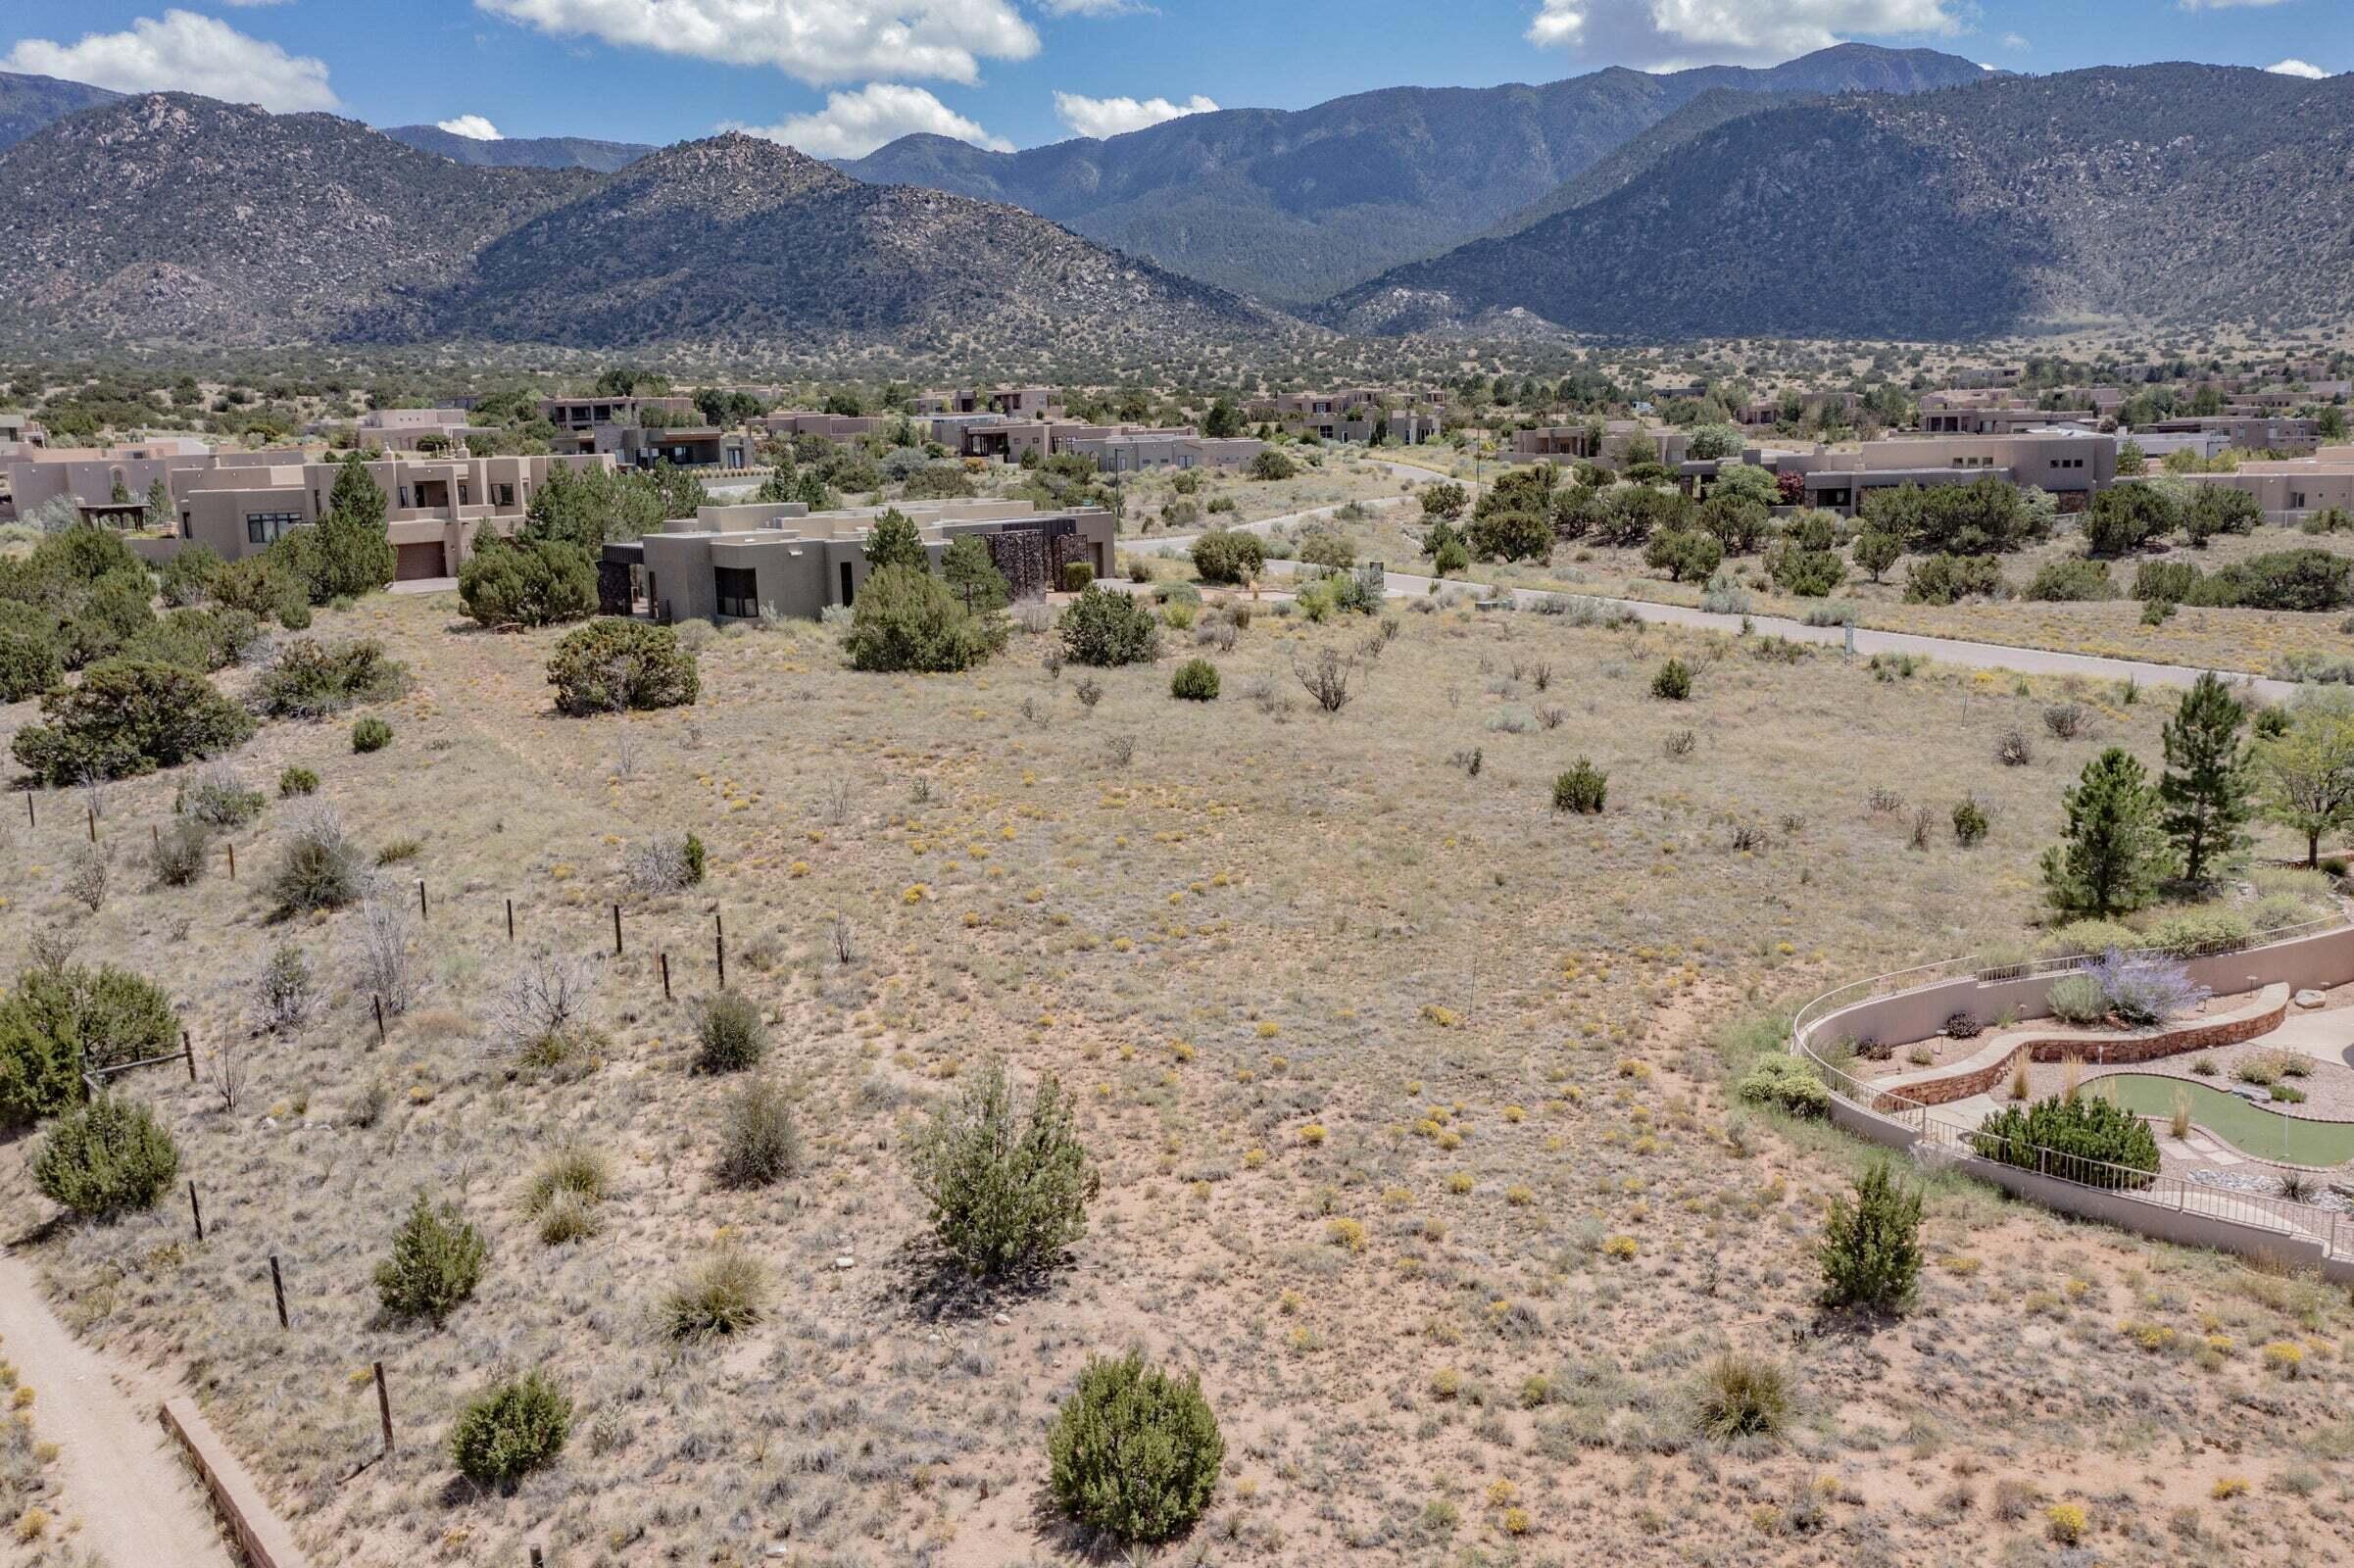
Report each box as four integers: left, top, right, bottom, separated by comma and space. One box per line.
0, 585, 2348, 1566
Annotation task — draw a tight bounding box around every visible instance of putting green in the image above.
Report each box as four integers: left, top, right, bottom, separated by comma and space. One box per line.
2098, 1073, 2354, 1168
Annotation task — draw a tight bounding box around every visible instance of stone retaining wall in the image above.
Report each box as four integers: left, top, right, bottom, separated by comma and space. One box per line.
1866, 986, 2289, 1111
160, 1396, 312, 1568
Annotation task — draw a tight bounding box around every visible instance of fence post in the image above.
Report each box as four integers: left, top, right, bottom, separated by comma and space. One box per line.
183, 1029, 196, 1083
24, 794, 31, 829
660, 953, 671, 1001
613, 904, 623, 957
714, 910, 726, 991
373, 995, 386, 1047
86, 806, 96, 843
417, 879, 428, 923
270, 1255, 289, 1330
507, 898, 515, 942
226, 841, 236, 881
188, 1181, 204, 1242
374, 1361, 394, 1455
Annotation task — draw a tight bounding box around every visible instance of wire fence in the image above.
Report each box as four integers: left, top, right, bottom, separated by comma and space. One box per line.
1789, 924, 2354, 1265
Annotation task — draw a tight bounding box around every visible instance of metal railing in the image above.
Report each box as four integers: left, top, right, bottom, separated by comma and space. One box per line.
1789, 919, 2354, 1264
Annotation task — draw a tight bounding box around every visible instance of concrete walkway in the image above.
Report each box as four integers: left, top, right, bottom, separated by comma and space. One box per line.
0, 1243, 237, 1568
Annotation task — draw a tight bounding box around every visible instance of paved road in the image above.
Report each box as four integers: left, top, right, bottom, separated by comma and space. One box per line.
0, 1243, 237, 1568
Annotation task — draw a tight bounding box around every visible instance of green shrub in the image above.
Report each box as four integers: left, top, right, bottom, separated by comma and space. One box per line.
661, 1249, 768, 1341
680, 831, 706, 884
1690, 1353, 1791, 1445
209, 557, 311, 628
547, 618, 699, 714
1552, 759, 1607, 814
0, 629, 63, 703
270, 804, 367, 913
2182, 549, 2351, 612
2182, 486, 2261, 545
150, 819, 211, 887
2025, 558, 2114, 602
1644, 527, 1724, 583
1650, 659, 1692, 701
373, 1193, 487, 1326
0, 964, 180, 1126
2141, 908, 2254, 956
1817, 1162, 1923, 1314
1904, 553, 2001, 605
1060, 561, 1095, 592
11, 661, 255, 785
251, 638, 407, 719
278, 765, 319, 797
843, 564, 1004, 673
351, 715, 393, 753
1190, 529, 1265, 585
907, 1060, 1098, 1277
121, 607, 263, 672
1047, 1352, 1225, 1544
1736, 1054, 1830, 1118
177, 763, 264, 828
1951, 795, 1990, 846
2133, 560, 2199, 604
1973, 1094, 2161, 1185
1058, 585, 1160, 667
1249, 449, 1296, 481
450, 1372, 570, 1492
1170, 659, 1219, 701
31, 1095, 179, 1222
2045, 972, 2109, 1025
156, 544, 224, 609
716, 1078, 802, 1189
458, 537, 597, 628
1296, 528, 1355, 569
2083, 484, 2178, 556
695, 991, 766, 1073
2037, 918, 2142, 958
940, 534, 1010, 612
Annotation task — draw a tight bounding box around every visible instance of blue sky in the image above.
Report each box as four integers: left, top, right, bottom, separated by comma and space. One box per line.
1, 1, 2341, 158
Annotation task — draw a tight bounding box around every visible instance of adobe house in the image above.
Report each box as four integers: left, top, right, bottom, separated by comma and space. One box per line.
1773, 430, 2117, 514
603, 500, 1115, 623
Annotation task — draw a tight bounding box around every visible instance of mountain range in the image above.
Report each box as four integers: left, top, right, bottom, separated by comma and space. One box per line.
381, 123, 654, 173
0, 54, 2347, 356
838, 44, 1988, 304
1325, 64, 2354, 341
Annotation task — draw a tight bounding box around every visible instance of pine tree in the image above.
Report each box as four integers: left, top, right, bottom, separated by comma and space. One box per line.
143, 477, 173, 532
2157, 671, 2252, 886
2259, 712, 2354, 868
941, 535, 1009, 612
2040, 748, 2173, 916
862, 508, 928, 573
1817, 1162, 1923, 1314
326, 451, 387, 529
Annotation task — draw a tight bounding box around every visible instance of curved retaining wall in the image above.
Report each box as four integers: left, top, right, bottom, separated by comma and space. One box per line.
1863, 985, 2289, 1110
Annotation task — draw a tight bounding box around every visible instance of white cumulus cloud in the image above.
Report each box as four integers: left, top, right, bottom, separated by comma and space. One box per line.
1, 9, 337, 111
1053, 90, 1217, 139
1526, 0, 1961, 67
2264, 58, 2329, 78
436, 114, 506, 138
1038, 0, 1149, 13
475, 0, 1039, 85
736, 82, 1009, 158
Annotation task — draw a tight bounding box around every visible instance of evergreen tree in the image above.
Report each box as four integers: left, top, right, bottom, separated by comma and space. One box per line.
326, 451, 387, 529
1851, 526, 1903, 583
940, 535, 1009, 612
862, 508, 928, 573
2040, 748, 2173, 916
143, 477, 173, 532
2157, 671, 2252, 886
1817, 1162, 1923, 1315
2258, 712, 2354, 868
1202, 398, 1243, 439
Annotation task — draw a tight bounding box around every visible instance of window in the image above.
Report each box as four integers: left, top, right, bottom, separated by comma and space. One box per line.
2289, 491, 2306, 510
398, 486, 412, 508
493, 483, 515, 508
459, 482, 470, 507
246, 512, 301, 545
714, 566, 760, 619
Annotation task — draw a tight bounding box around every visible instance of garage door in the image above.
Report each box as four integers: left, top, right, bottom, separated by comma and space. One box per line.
394, 542, 447, 581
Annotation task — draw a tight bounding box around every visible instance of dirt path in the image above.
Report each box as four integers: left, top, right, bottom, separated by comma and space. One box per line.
0, 1244, 236, 1568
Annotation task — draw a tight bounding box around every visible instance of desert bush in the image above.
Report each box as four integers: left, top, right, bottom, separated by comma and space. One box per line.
351, 715, 393, 753
150, 819, 211, 887
844, 564, 1005, 673
2139, 908, 2254, 956
255, 942, 315, 1032
1972, 1094, 2161, 1185
1650, 658, 1692, 701
278, 765, 319, 797
489, 950, 599, 1063
210, 556, 311, 628
374, 1193, 487, 1326
1995, 728, 2033, 766
907, 1059, 1098, 1278
177, 762, 265, 828
0, 629, 63, 703
1296, 528, 1355, 569
1552, 759, 1607, 814
251, 638, 407, 719
1060, 561, 1095, 592
1249, 448, 1296, 481
11, 661, 255, 785
1190, 529, 1265, 585
450, 1372, 570, 1492
1169, 659, 1219, 701
2183, 548, 2352, 612
695, 991, 766, 1073
662, 1249, 768, 1341
458, 537, 597, 628
622, 833, 704, 895
0, 964, 179, 1125
156, 544, 223, 608
2086, 949, 2209, 1025
31, 1095, 180, 1221
1817, 1162, 1923, 1314
1047, 1351, 1225, 1544
716, 1078, 802, 1188
2037, 919, 2142, 959
2025, 558, 2114, 602
1951, 795, 1989, 846
1293, 647, 1358, 712
1690, 1353, 1791, 1444
270, 804, 367, 914
548, 619, 699, 714
1904, 553, 2000, 606
1736, 1055, 1829, 1118
2133, 560, 2200, 604
523, 1140, 613, 1216
2045, 972, 2109, 1025
1058, 586, 1160, 667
